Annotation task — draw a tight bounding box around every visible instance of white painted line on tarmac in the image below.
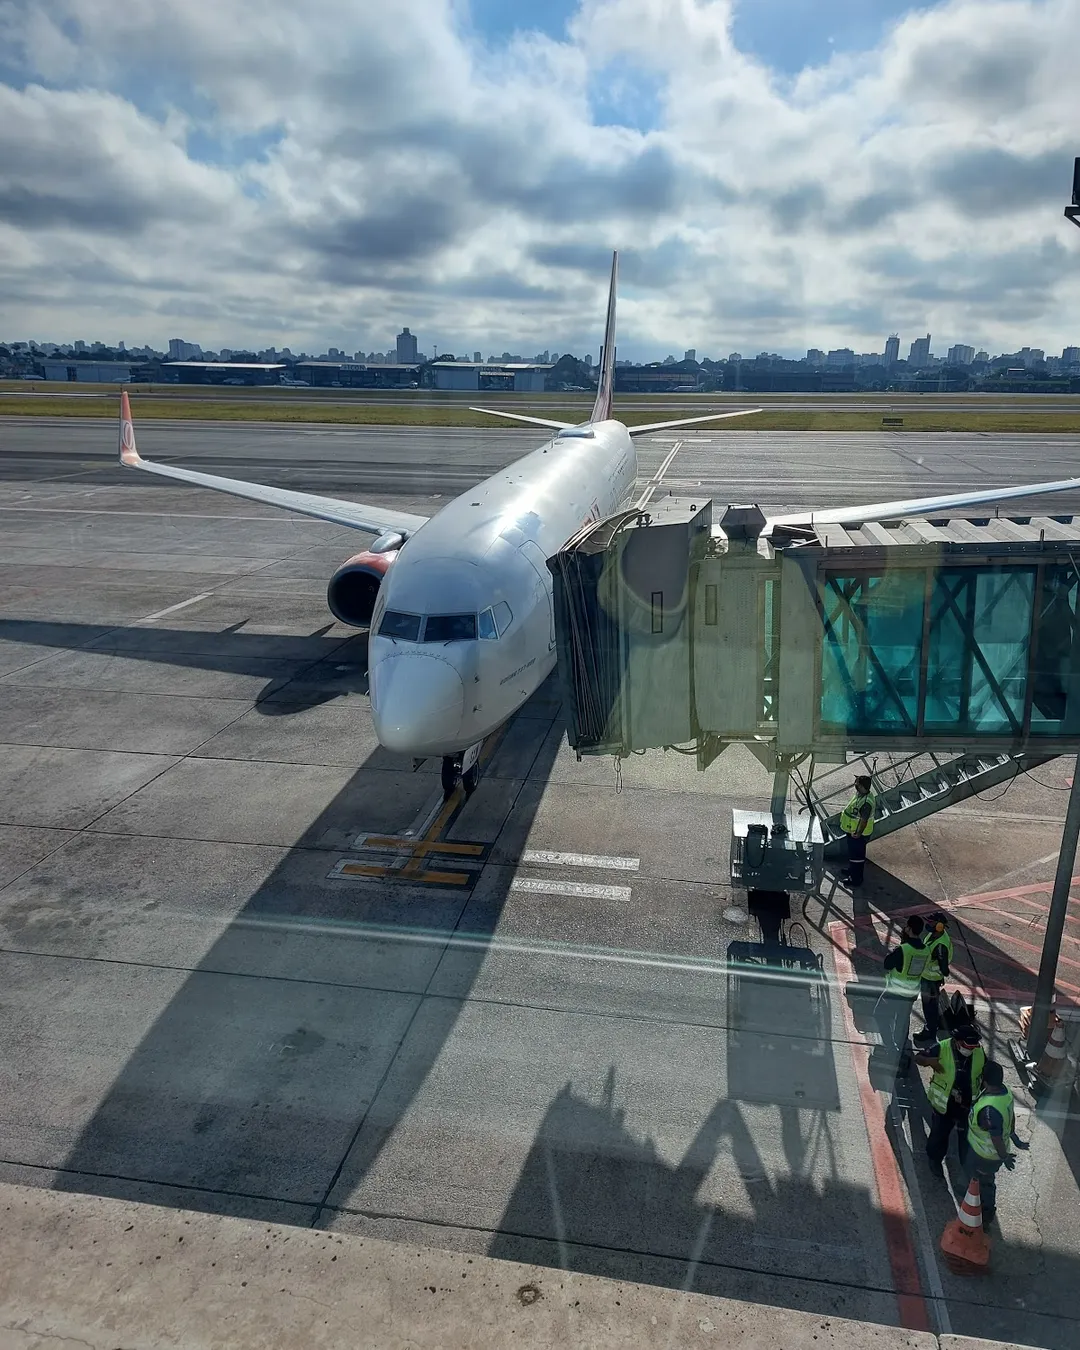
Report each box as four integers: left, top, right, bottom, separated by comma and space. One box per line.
510, 877, 632, 902
521, 850, 640, 871
134, 592, 214, 624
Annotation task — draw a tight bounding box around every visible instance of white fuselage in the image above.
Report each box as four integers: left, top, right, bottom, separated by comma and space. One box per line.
368, 419, 637, 757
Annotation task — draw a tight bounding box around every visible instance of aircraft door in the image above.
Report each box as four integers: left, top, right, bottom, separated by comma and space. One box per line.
520, 540, 556, 650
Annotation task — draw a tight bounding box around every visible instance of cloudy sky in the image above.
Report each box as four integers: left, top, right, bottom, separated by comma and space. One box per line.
1, 0, 1077, 360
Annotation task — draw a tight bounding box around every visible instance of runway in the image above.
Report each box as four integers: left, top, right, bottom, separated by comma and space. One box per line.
0, 420, 1078, 1348
4, 416, 1080, 517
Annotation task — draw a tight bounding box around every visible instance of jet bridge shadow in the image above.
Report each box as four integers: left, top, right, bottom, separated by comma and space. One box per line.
4, 619, 565, 1228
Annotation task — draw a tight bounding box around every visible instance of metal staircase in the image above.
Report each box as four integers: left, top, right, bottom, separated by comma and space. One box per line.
799, 750, 1060, 858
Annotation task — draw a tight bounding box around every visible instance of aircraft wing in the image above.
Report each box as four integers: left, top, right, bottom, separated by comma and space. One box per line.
117, 392, 430, 537
626, 408, 763, 437
766, 474, 1080, 531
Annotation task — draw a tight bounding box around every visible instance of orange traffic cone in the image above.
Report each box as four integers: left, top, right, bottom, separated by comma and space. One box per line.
940, 1175, 991, 1275
1036, 1014, 1068, 1083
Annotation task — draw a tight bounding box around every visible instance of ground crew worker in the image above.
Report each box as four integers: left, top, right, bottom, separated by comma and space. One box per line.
916, 1023, 983, 1174
914, 911, 953, 1046
965, 1060, 1028, 1227
878, 914, 928, 1073
840, 774, 875, 888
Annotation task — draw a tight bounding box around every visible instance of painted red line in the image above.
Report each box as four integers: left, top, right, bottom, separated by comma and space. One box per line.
954, 875, 1080, 905
831, 923, 932, 1333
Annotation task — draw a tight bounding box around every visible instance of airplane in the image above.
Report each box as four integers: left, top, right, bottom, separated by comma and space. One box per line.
117, 252, 1080, 797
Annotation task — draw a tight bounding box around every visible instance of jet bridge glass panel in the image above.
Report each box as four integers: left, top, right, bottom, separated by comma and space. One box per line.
818, 559, 1078, 742
820, 569, 924, 735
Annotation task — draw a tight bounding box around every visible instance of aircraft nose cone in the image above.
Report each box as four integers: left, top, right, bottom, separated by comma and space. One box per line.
371, 652, 464, 754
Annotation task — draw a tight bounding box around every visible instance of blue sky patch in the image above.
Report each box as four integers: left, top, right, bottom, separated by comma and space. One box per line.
465, 0, 578, 45
186, 125, 285, 169
588, 57, 663, 132
732, 0, 940, 74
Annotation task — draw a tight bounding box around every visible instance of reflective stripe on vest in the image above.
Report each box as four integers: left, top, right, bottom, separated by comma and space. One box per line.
839, 791, 876, 837
922, 928, 953, 982
884, 940, 929, 996
968, 1087, 1015, 1160
926, 1038, 985, 1114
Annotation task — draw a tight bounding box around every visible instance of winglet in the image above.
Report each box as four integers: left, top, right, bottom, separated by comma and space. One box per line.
118, 390, 141, 467
590, 251, 618, 424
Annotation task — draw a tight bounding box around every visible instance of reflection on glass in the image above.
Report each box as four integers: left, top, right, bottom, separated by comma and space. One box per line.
379, 610, 421, 640
820, 569, 923, 733
925, 568, 1033, 734
424, 613, 477, 641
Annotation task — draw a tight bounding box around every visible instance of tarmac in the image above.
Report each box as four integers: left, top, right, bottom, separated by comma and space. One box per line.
0, 418, 1078, 1348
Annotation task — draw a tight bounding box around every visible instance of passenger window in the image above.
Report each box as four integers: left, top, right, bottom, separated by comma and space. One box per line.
424, 613, 477, 641
493, 601, 513, 634
478, 608, 498, 640
378, 610, 421, 641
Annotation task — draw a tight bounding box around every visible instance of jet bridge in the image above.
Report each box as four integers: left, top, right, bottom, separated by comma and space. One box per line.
548, 504, 1080, 857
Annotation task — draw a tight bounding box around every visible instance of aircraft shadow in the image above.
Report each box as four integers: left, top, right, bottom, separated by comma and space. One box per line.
0, 617, 369, 715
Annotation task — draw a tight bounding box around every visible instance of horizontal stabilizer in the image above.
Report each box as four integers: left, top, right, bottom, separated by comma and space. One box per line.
469, 407, 574, 430
626, 408, 763, 438
767, 476, 1080, 531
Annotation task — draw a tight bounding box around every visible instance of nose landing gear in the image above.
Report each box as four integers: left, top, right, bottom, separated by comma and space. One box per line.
441, 739, 484, 799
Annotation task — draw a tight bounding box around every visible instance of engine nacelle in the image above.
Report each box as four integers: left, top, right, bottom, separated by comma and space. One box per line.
326, 548, 397, 627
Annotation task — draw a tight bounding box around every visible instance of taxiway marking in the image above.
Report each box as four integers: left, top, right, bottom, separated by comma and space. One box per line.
522, 850, 639, 870
510, 877, 632, 902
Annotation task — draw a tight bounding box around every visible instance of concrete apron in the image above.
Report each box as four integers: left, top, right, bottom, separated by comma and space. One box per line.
0, 1181, 1029, 1350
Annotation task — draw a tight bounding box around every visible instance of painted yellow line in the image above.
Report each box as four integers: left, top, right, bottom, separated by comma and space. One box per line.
416, 870, 471, 886
340, 863, 393, 878
365, 837, 486, 857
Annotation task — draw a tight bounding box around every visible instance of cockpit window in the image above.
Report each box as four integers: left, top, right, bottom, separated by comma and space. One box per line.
378, 610, 421, 641
493, 601, 513, 634
423, 613, 477, 642
478, 608, 498, 640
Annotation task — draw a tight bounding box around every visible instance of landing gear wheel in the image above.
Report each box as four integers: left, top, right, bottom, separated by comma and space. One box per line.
441, 755, 461, 799
462, 761, 481, 796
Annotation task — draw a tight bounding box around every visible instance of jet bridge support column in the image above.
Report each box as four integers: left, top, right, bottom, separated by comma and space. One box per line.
771, 755, 792, 830
1024, 753, 1080, 1068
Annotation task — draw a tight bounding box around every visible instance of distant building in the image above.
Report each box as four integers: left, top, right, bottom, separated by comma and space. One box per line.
294, 360, 421, 389
396, 328, 418, 363
884, 334, 900, 368
39, 359, 145, 383
168, 338, 197, 360
805, 348, 824, 367
826, 348, 855, 366
162, 361, 284, 386
473, 351, 482, 363
684, 349, 696, 362
1021, 346, 1045, 368
430, 361, 551, 393
1063, 346, 1080, 368
908, 334, 931, 369
947, 344, 975, 366
975, 350, 990, 363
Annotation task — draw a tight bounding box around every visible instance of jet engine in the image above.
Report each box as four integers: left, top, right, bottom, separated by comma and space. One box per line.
326, 533, 402, 627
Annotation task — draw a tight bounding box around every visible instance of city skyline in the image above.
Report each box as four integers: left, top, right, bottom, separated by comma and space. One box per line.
5, 329, 1078, 371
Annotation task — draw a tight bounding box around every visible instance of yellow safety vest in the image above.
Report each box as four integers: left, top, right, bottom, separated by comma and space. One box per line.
839, 791, 876, 837
968, 1087, 1015, 1160
884, 940, 929, 997
922, 928, 953, 983
926, 1037, 984, 1114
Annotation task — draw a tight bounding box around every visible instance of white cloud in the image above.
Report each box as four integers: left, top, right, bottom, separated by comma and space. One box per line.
0, 0, 1077, 357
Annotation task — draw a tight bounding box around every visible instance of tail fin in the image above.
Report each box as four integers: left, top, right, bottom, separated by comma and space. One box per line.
590, 251, 618, 423
118, 390, 142, 466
